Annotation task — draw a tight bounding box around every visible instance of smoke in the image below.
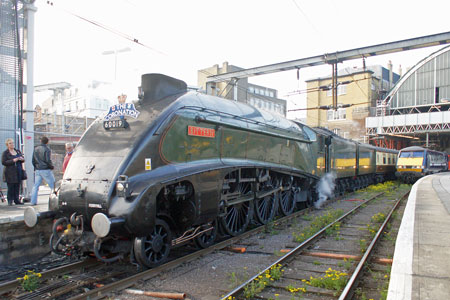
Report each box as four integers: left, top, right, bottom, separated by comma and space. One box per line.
314, 173, 336, 209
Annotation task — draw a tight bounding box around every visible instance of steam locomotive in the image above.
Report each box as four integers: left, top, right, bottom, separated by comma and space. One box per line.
24, 74, 397, 267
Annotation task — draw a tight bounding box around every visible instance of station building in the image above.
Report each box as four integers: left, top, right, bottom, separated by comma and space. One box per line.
366, 45, 450, 152
198, 62, 287, 117
306, 64, 400, 143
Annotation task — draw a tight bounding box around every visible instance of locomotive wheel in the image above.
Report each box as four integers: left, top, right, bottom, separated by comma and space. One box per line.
279, 179, 295, 216
194, 220, 218, 249
279, 177, 295, 216
134, 218, 172, 268
254, 177, 277, 224
279, 189, 295, 216
220, 182, 253, 236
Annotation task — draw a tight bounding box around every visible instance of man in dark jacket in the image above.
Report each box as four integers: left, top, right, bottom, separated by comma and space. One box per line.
30, 136, 55, 205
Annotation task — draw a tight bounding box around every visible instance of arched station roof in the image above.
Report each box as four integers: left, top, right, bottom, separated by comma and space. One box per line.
385, 45, 450, 108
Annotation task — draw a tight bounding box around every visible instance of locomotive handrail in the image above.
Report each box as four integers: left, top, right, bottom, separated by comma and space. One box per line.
180, 106, 312, 144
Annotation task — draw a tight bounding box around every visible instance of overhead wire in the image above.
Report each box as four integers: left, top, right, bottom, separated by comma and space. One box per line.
292, 75, 375, 111
43, 1, 373, 118
44, 1, 166, 55
288, 101, 370, 112
290, 0, 320, 35
286, 75, 372, 97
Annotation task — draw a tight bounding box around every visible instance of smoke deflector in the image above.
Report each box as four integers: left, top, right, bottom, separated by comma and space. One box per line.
139, 74, 187, 103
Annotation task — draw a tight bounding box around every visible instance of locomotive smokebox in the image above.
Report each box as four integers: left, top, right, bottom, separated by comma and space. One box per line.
139, 73, 187, 103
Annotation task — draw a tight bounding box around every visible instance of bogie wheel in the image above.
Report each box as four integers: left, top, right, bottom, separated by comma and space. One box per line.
279, 179, 295, 216
134, 218, 172, 268
220, 182, 253, 236
50, 217, 69, 255
194, 220, 218, 248
254, 176, 278, 224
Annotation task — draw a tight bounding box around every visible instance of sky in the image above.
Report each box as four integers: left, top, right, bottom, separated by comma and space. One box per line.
32, 0, 450, 119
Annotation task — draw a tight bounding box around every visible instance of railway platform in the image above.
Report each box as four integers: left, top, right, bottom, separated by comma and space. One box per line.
0, 185, 51, 224
388, 172, 450, 300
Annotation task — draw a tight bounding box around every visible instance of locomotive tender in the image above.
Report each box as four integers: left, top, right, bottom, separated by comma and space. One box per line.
24, 74, 397, 267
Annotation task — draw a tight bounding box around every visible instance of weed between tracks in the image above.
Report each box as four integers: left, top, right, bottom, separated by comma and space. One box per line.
283, 267, 350, 299
303, 268, 349, 295
292, 209, 344, 243
16, 270, 42, 292
242, 264, 283, 298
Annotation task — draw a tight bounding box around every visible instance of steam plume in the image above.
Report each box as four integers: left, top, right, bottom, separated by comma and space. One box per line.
315, 173, 336, 209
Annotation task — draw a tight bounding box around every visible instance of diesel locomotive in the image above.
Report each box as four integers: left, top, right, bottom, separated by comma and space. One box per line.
396, 146, 448, 183
24, 74, 397, 267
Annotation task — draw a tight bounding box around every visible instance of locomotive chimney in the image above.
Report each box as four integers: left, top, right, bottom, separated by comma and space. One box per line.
139, 74, 187, 103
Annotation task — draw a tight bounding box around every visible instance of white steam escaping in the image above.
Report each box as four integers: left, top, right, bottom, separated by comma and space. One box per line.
315, 173, 336, 209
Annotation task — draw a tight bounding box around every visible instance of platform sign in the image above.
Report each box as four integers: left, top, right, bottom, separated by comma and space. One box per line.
145, 158, 152, 171
187, 125, 215, 138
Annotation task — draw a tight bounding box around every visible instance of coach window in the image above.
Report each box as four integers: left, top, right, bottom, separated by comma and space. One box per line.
383, 157, 386, 164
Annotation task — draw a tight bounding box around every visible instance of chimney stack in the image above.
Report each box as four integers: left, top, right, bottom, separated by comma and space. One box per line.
388, 60, 393, 87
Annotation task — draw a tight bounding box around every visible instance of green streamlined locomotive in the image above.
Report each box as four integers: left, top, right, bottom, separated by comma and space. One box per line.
24, 74, 397, 267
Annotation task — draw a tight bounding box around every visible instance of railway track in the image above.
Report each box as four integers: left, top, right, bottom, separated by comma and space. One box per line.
1, 199, 316, 299
220, 188, 409, 300
1, 182, 409, 300
0, 258, 101, 297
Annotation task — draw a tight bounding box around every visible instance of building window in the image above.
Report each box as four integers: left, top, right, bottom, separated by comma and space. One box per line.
327, 84, 347, 97
248, 86, 254, 93
327, 108, 346, 121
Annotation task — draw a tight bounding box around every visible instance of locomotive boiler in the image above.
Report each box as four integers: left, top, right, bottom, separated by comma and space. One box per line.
24, 74, 398, 268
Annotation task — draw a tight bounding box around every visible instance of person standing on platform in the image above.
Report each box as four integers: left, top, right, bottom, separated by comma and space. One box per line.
31, 136, 55, 206
62, 142, 74, 174
1, 138, 25, 206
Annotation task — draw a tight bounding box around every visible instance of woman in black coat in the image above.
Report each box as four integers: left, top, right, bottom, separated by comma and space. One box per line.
1, 138, 25, 205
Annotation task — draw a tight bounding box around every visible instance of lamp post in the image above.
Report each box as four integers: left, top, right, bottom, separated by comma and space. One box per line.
101, 47, 131, 81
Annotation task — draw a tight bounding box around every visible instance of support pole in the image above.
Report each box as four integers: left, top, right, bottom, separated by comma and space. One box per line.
333, 62, 338, 109
331, 64, 336, 110
24, 3, 37, 198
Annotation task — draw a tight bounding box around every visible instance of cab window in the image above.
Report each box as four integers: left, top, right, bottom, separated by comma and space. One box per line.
399, 151, 423, 158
